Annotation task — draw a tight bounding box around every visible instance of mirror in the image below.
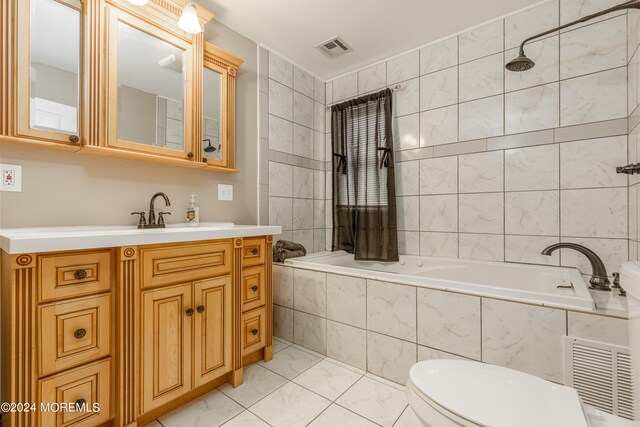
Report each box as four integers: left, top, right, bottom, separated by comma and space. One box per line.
117, 22, 186, 150
203, 67, 222, 161
30, 0, 81, 135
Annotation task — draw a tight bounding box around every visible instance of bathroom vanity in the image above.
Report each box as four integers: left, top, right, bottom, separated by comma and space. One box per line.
0, 224, 280, 427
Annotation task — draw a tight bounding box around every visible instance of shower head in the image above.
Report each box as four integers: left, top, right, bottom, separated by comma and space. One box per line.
203, 138, 217, 153
505, 51, 535, 72
506, 1, 640, 73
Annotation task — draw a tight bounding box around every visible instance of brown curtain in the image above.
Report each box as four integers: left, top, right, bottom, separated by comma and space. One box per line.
331, 88, 398, 261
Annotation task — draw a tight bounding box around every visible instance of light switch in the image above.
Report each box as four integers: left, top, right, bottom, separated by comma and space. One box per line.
1, 164, 22, 192
218, 184, 233, 201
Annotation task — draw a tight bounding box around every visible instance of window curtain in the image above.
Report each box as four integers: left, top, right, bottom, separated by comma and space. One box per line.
331, 88, 399, 262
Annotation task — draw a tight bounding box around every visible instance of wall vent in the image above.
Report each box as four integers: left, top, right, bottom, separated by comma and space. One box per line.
315, 36, 353, 58
565, 337, 635, 420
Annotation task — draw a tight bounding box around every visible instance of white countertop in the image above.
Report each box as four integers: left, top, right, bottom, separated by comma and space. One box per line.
0, 223, 282, 254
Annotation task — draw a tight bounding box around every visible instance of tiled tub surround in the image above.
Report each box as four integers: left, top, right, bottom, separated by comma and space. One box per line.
319, 0, 636, 275
273, 263, 629, 386
628, 3, 640, 261
260, 49, 330, 254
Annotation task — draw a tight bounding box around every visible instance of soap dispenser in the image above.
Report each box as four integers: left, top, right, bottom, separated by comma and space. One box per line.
186, 194, 200, 226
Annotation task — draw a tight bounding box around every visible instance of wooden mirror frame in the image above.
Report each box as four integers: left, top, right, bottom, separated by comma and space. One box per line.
14, 0, 84, 147
199, 42, 243, 171
105, 7, 194, 160
2, 0, 245, 173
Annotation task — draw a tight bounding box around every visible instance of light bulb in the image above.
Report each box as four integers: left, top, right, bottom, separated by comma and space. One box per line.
178, 2, 202, 34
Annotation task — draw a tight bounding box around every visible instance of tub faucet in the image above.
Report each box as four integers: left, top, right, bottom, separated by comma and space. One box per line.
540, 243, 611, 291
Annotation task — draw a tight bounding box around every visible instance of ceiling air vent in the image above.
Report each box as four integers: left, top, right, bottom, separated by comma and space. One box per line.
316, 36, 353, 58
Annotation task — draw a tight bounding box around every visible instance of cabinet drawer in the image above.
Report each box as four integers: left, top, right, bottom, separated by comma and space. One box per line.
141, 241, 231, 288
242, 307, 266, 354
241, 266, 266, 312
38, 295, 111, 376
242, 237, 266, 268
39, 251, 112, 302
39, 359, 111, 427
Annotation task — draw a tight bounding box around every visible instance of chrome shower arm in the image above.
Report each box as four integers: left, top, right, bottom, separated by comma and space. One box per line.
516, 0, 640, 55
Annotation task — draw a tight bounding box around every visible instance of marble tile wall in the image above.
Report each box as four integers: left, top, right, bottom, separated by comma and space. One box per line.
273, 264, 629, 385
260, 49, 328, 253
628, 5, 640, 261
322, 0, 633, 273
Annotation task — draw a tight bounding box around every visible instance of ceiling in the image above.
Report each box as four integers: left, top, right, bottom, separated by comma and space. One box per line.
199, 0, 543, 80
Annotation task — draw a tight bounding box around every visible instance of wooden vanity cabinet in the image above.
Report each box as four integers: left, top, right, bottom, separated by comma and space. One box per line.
1, 235, 273, 427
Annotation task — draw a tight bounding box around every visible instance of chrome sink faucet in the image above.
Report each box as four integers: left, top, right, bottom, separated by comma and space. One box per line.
131, 192, 172, 229
540, 243, 611, 291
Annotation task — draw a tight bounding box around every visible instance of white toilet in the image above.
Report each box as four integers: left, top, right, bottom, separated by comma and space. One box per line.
407, 262, 640, 427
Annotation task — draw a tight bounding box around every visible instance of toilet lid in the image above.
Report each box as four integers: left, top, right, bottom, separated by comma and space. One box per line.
409, 360, 589, 427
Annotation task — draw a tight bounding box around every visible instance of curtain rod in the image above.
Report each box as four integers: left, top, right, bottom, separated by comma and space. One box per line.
325, 84, 402, 110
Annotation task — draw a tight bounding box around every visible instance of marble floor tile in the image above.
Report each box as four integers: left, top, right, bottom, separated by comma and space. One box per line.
159, 390, 243, 427
258, 345, 322, 379
145, 421, 163, 427
249, 382, 331, 427
221, 411, 270, 427
336, 376, 408, 427
292, 359, 363, 400
393, 407, 423, 426
309, 404, 378, 426
218, 364, 287, 407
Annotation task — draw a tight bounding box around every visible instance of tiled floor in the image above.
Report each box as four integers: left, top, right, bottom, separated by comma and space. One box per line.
146, 337, 422, 427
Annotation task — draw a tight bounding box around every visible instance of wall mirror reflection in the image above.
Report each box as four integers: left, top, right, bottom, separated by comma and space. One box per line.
29, 0, 81, 136
203, 67, 222, 161
117, 22, 186, 151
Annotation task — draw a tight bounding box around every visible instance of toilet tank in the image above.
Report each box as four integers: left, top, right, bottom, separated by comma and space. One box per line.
620, 262, 640, 420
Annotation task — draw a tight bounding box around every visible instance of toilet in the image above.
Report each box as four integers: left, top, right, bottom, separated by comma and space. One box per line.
407, 262, 640, 427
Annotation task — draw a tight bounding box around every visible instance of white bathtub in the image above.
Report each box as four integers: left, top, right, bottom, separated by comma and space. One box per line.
285, 251, 595, 310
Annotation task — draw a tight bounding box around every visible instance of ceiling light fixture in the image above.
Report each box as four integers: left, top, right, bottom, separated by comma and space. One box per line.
178, 1, 202, 34
125, 0, 148, 5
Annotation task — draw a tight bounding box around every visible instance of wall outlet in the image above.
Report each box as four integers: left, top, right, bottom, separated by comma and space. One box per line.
218, 184, 233, 201
1, 164, 22, 192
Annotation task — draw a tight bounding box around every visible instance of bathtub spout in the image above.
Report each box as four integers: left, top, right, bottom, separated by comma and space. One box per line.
541, 243, 611, 291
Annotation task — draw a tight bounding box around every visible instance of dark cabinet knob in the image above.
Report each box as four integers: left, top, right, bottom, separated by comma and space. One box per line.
69, 135, 79, 143
251, 328, 259, 336
74, 328, 87, 339
196, 305, 205, 313
251, 248, 259, 255
251, 285, 259, 292
75, 399, 86, 410
186, 308, 194, 317
74, 269, 87, 280
187, 152, 194, 158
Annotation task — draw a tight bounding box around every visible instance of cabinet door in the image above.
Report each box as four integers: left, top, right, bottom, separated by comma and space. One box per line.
106, 7, 194, 160
193, 276, 232, 387
141, 283, 192, 413
16, 0, 82, 145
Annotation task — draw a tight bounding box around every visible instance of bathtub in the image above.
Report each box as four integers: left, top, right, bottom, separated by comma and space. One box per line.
285, 251, 595, 311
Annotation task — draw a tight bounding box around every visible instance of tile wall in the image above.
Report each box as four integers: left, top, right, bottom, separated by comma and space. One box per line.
628, 5, 640, 260
273, 264, 629, 385
320, 0, 633, 277
259, 49, 329, 253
